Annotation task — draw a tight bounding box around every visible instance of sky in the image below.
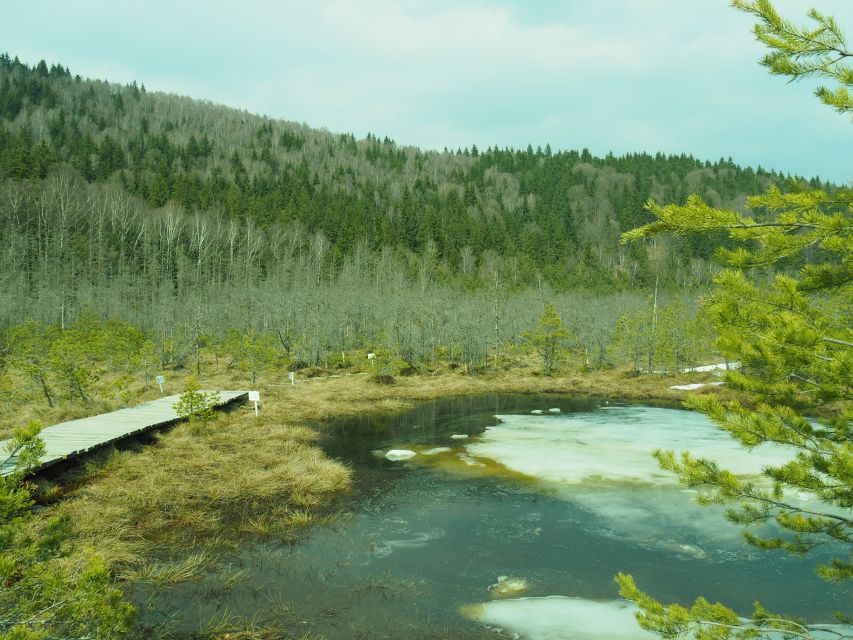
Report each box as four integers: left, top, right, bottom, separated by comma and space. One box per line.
2, 0, 851, 183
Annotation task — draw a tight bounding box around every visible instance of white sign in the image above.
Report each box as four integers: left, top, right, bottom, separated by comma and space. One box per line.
367, 352, 375, 360
156, 375, 165, 385
248, 390, 261, 417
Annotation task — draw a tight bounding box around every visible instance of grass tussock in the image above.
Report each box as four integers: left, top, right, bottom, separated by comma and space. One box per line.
127, 550, 213, 586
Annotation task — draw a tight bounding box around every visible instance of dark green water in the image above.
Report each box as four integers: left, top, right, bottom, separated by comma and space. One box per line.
134, 394, 850, 638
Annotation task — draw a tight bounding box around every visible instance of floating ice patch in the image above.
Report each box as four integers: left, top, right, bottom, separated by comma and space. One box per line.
676, 544, 707, 559
548, 408, 561, 414
421, 446, 452, 455
461, 596, 657, 640
531, 409, 543, 414
373, 527, 446, 558
489, 575, 529, 597
385, 449, 417, 461
450, 434, 469, 440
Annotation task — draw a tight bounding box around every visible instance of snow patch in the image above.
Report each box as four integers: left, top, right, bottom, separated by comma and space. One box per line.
684, 362, 741, 373
468, 407, 791, 486
669, 382, 725, 391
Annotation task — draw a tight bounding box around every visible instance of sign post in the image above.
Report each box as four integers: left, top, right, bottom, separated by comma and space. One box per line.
289, 371, 295, 386
248, 390, 260, 416
156, 375, 165, 394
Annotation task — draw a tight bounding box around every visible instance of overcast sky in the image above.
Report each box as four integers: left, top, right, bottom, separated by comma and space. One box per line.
2, 0, 851, 183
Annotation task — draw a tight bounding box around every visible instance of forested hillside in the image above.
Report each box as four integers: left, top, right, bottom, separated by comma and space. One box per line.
0, 53, 825, 376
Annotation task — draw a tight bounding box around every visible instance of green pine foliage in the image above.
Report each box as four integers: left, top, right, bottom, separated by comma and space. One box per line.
173, 376, 220, 425
524, 303, 572, 374
0, 421, 136, 638
733, 0, 852, 114
617, 1, 852, 637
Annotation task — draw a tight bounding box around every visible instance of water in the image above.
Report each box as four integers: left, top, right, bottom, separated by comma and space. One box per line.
135, 394, 851, 638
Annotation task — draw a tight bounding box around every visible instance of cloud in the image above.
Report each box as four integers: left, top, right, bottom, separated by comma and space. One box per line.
1, 0, 850, 182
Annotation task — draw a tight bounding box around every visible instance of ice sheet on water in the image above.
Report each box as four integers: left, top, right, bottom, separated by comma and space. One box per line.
462, 406, 799, 548
462, 596, 658, 640
463, 596, 852, 640
470, 406, 793, 486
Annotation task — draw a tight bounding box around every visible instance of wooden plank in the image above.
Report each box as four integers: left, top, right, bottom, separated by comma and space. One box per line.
0, 391, 247, 476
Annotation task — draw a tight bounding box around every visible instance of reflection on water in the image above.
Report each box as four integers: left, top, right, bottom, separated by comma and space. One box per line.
135, 394, 851, 638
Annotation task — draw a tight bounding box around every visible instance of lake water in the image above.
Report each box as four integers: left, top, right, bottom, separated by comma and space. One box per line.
135, 394, 851, 639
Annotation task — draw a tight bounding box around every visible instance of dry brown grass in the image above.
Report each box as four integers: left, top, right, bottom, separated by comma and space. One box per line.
16, 356, 727, 591
259, 363, 718, 425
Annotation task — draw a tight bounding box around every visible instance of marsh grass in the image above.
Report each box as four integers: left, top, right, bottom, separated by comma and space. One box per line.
129, 551, 214, 586
13, 356, 725, 637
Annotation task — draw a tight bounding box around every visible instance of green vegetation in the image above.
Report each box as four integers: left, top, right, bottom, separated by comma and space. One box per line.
617, 1, 852, 637
0, 48, 818, 296
0, 0, 848, 636
610, 295, 715, 375
1, 421, 135, 639
0, 45, 835, 366
524, 303, 571, 375
173, 377, 220, 425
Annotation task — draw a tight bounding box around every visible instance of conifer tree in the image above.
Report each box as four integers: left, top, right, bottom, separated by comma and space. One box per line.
524, 303, 571, 374
617, 1, 852, 636
173, 376, 220, 426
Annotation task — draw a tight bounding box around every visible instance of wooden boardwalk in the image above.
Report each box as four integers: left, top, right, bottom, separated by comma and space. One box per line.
0, 391, 247, 476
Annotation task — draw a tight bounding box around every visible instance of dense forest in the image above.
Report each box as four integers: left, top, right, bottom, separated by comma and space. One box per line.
0, 53, 825, 381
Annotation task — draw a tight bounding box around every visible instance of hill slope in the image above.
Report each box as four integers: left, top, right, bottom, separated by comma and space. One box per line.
0, 54, 825, 369
0, 53, 824, 291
